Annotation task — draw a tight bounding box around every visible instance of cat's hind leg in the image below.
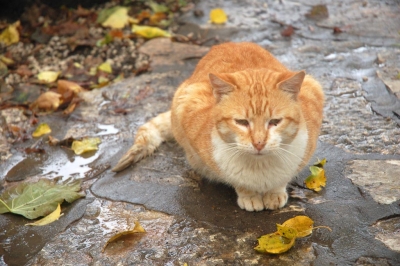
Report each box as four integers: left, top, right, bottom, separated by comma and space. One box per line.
235, 187, 264, 212
262, 186, 288, 210
112, 111, 173, 172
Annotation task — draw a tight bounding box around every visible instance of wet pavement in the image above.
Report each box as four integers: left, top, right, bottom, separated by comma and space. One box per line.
1, 0, 400, 265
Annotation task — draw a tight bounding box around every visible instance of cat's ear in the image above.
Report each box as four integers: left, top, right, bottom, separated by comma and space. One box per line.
278, 71, 306, 99
209, 73, 235, 102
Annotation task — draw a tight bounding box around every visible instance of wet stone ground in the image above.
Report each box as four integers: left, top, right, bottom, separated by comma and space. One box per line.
1, 0, 400, 265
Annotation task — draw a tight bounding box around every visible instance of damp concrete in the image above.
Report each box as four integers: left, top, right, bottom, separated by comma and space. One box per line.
1, 0, 400, 265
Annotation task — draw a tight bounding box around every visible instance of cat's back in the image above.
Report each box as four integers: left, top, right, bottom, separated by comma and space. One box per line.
187, 42, 288, 84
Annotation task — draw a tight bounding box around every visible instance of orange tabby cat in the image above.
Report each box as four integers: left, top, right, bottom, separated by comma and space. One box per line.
113, 42, 324, 212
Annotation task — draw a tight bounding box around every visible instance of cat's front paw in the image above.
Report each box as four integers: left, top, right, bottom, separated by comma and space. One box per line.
237, 194, 264, 212
263, 190, 288, 210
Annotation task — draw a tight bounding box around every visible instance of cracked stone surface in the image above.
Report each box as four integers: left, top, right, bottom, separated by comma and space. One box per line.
1, 0, 400, 265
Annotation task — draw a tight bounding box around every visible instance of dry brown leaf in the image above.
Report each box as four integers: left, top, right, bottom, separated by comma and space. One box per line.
56, 80, 83, 103
31, 91, 63, 111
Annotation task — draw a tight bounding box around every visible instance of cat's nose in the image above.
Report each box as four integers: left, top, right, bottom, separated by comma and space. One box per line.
253, 142, 266, 151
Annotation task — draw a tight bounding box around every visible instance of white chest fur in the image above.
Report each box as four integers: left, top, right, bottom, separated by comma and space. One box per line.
211, 129, 308, 193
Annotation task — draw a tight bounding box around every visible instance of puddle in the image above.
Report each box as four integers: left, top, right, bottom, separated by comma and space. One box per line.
40, 152, 100, 181
95, 124, 119, 136
4, 146, 101, 182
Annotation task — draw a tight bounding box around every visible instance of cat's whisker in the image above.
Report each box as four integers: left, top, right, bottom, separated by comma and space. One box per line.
274, 147, 308, 165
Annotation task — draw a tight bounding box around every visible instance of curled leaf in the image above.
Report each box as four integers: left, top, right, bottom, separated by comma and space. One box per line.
0, 21, 20, 46
26, 203, 62, 226
314, 158, 327, 168
57, 80, 83, 103
102, 221, 146, 252
71, 137, 101, 155
305, 166, 326, 192
132, 25, 171, 39
37, 71, 61, 83
209, 8, 227, 24
281, 215, 314, 238
32, 123, 52, 137
277, 224, 298, 239
255, 232, 296, 254
31, 91, 63, 111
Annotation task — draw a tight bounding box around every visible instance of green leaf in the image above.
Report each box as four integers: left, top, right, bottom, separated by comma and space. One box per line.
0, 179, 85, 219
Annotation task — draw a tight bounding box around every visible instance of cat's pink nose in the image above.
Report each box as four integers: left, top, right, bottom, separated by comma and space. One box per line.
253, 142, 265, 151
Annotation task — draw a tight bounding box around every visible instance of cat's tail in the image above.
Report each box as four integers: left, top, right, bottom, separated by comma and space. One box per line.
112, 111, 173, 172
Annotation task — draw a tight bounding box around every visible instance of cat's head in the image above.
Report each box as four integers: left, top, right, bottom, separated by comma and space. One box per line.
210, 69, 305, 156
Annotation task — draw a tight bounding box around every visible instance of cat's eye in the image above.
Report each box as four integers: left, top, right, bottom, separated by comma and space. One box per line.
269, 119, 282, 126
235, 119, 250, 127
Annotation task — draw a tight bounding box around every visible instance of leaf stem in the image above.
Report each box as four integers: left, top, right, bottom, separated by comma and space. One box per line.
0, 198, 12, 212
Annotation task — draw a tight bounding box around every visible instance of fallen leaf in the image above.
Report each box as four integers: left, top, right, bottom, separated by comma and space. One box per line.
26, 203, 62, 226
31, 91, 63, 111
56, 80, 83, 102
132, 25, 171, 39
98, 62, 112, 73
15, 65, 33, 77
102, 221, 146, 252
71, 137, 101, 155
281, 215, 314, 238
255, 215, 320, 254
37, 71, 61, 83
32, 123, 52, 137
305, 166, 326, 192
254, 232, 296, 254
147, 1, 169, 13
0, 60, 8, 76
0, 55, 15, 65
101, 6, 130, 29
0, 21, 20, 46
209, 8, 227, 24
277, 224, 298, 239
314, 158, 327, 168
306, 5, 329, 20
0, 179, 84, 219
150, 12, 168, 26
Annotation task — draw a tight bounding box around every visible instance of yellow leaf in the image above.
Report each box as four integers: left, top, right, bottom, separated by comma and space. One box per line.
314, 158, 327, 168
132, 25, 171, 39
276, 224, 298, 239
209, 8, 227, 24
102, 7, 130, 29
0, 55, 15, 65
98, 62, 112, 73
32, 123, 52, 137
254, 232, 296, 254
25, 203, 61, 226
37, 71, 61, 83
281, 215, 314, 238
102, 221, 146, 252
305, 166, 326, 192
71, 137, 101, 155
0, 21, 20, 46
